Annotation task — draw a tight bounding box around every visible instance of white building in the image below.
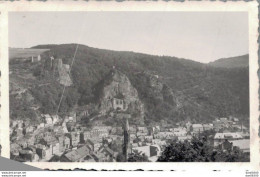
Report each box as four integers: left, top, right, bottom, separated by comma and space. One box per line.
214, 132, 243, 147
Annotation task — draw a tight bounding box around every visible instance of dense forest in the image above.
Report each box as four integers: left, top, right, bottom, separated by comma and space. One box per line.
9, 44, 249, 126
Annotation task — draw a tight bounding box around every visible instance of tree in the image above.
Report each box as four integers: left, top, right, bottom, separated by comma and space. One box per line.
116, 153, 125, 162
128, 150, 150, 162
157, 137, 249, 162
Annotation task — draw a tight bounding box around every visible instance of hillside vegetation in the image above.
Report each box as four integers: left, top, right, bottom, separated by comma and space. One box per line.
208, 54, 249, 68
9, 44, 249, 126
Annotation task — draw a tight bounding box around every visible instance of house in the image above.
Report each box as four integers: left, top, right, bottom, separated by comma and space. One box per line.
52, 142, 60, 155
172, 127, 187, 137
60, 145, 92, 162
17, 120, 24, 129
10, 143, 22, 156
178, 135, 192, 142
91, 127, 109, 139
80, 131, 91, 143
15, 129, 24, 139
11, 120, 18, 128
112, 95, 128, 111
16, 139, 28, 149
152, 139, 167, 147
203, 124, 214, 131
214, 132, 243, 147
87, 139, 101, 152
23, 134, 35, 146
132, 145, 161, 162
185, 122, 192, 131
154, 132, 175, 139
239, 131, 250, 139
66, 132, 80, 147
43, 114, 53, 125
144, 135, 153, 143
129, 126, 137, 134
64, 136, 71, 149
137, 127, 148, 133
97, 145, 117, 162
219, 139, 233, 151
192, 124, 204, 134
111, 127, 123, 135
19, 149, 35, 162
232, 139, 250, 153
52, 115, 60, 124
36, 145, 52, 161
24, 126, 35, 134
148, 126, 160, 135
137, 131, 148, 137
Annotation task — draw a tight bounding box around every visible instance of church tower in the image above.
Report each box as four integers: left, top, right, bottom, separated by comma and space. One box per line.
123, 116, 130, 161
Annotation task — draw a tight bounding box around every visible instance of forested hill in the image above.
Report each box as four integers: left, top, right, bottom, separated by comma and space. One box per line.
10, 44, 249, 126
208, 54, 249, 68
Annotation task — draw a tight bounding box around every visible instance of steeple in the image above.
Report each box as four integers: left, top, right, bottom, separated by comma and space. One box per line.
117, 113, 131, 162
123, 116, 130, 161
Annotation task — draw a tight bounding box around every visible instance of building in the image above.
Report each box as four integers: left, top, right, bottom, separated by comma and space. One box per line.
152, 139, 167, 147
172, 127, 187, 137
111, 127, 123, 135
24, 126, 35, 134
36, 145, 53, 161
52, 115, 60, 124
80, 131, 92, 143
203, 124, 214, 131
178, 135, 192, 142
213, 118, 229, 132
137, 127, 148, 133
112, 96, 128, 111
67, 132, 80, 147
192, 124, 204, 134
42, 114, 53, 125
214, 132, 243, 147
19, 149, 35, 162
185, 122, 192, 131
60, 145, 92, 162
97, 145, 117, 162
154, 132, 175, 139
132, 145, 161, 162
87, 139, 101, 152
232, 139, 250, 153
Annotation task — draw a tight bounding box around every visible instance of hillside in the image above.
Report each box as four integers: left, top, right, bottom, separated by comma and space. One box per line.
9, 44, 249, 126
208, 54, 249, 68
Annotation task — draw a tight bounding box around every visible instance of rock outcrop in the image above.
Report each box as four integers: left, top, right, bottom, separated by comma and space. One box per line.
54, 59, 72, 87
94, 69, 145, 124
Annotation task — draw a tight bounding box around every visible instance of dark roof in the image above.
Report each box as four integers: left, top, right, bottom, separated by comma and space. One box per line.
64, 146, 90, 161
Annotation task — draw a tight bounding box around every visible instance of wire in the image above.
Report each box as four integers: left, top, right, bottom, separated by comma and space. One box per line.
55, 44, 79, 115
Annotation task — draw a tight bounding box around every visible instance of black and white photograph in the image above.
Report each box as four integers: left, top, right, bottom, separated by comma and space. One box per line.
8, 11, 251, 164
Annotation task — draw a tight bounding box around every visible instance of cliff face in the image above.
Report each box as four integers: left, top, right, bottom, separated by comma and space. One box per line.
95, 70, 145, 124
56, 59, 73, 87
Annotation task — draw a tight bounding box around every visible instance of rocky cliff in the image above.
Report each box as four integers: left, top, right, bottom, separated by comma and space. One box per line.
55, 59, 73, 87
94, 69, 145, 124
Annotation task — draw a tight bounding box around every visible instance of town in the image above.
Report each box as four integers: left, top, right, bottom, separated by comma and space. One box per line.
10, 109, 249, 162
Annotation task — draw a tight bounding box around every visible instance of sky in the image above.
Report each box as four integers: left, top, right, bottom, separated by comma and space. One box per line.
9, 12, 248, 63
